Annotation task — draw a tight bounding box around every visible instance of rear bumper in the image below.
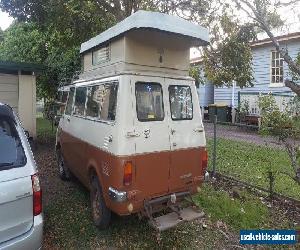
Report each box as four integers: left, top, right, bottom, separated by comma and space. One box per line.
106, 186, 200, 216
0, 214, 43, 250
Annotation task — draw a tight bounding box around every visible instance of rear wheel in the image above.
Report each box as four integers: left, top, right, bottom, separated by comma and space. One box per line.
90, 176, 111, 229
56, 148, 71, 181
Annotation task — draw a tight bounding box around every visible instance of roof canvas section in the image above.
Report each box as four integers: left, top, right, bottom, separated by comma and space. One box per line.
80, 10, 209, 54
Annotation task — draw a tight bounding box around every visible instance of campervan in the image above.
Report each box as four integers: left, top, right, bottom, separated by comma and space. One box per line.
55, 10, 209, 231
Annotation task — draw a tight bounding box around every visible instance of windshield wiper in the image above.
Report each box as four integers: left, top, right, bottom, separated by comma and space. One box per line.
0, 162, 14, 167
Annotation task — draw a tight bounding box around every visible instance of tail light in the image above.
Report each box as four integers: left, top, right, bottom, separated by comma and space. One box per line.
31, 174, 42, 216
202, 150, 208, 171
123, 162, 133, 186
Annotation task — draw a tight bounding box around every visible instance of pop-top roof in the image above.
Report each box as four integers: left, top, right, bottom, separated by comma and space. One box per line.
80, 10, 209, 54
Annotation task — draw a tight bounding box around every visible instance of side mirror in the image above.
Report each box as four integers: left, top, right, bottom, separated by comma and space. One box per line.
24, 130, 30, 138
24, 130, 36, 151
54, 115, 61, 127
28, 136, 36, 151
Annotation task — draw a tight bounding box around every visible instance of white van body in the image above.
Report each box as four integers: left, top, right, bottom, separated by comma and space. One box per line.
56, 10, 209, 230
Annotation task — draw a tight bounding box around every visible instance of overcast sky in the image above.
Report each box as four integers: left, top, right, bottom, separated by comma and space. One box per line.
0, 11, 13, 30
1, 3, 299, 32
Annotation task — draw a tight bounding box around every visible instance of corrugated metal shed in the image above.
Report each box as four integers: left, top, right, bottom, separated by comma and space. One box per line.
80, 10, 209, 54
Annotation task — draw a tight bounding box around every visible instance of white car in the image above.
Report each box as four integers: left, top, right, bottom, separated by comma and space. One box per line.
0, 103, 43, 250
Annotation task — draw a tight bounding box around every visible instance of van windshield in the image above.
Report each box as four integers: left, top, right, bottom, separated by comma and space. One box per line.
136, 82, 164, 121
0, 116, 26, 170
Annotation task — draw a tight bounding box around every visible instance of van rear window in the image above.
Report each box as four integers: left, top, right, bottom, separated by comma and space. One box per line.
169, 85, 193, 120
135, 82, 164, 122
0, 116, 26, 171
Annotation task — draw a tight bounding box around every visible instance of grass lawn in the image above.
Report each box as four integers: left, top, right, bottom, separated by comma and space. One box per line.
37, 117, 56, 139
207, 138, 300, 200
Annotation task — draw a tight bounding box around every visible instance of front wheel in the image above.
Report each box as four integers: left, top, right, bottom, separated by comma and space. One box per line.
90, 176, 111, 229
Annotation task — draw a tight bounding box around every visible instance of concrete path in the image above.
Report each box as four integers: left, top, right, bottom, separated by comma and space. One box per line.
204, 122, 283, 148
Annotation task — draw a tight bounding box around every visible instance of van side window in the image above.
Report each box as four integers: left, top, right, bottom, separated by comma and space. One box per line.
65, 87, 75, 115
169, 85, 193, 120
74, 87, 87, 116
86, 82, 118, 121
86, 85, 101, 118
135, 82, 164, 121
99, 83, 118, 121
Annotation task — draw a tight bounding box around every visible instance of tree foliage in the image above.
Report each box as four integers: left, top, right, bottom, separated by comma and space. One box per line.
1, 0, 299, 98
204, 24, 256, 87
0, 1, 116, 100
234, 0, 300, 96
259, 94, 300, 184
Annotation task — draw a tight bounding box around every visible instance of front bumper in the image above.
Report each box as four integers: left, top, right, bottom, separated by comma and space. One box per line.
0, 214, 43, 250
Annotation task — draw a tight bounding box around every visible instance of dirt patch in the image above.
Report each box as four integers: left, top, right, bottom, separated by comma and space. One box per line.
34, 139, 74, 207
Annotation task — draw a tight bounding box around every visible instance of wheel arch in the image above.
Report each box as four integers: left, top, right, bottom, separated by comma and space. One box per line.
87, 160, 103, 189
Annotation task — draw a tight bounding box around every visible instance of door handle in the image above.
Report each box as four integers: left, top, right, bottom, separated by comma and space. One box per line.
67, 117, 70, 122
194, 127, 204, 132
126, 131, 140, 138
171, 129, 176, 135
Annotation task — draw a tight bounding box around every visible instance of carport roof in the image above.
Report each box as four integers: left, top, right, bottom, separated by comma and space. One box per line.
0, 61, 44, 73
80, 10, 209, 54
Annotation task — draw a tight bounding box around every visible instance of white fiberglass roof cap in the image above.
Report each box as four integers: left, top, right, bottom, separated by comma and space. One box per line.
80, 10, 209, 53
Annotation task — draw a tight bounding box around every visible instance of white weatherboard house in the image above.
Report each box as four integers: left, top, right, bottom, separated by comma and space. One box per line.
196, 32, 300, 117
0, 61, 42, 138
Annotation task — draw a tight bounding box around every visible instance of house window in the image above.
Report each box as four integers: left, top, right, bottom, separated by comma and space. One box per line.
271, 51, 284, 86
92, 44, 110, 65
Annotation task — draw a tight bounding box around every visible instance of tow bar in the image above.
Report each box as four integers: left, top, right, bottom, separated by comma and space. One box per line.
143, 191, 204, 242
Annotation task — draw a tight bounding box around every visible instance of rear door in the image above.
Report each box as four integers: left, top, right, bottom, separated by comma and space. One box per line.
0, 176, 33, 244
0, 114, 33, 244
165, 79, 206, 192
131, 76, 171, 198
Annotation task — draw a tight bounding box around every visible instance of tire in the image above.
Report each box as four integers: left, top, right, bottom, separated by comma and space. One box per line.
56, 149, 71, 181
90, 176, 111, 229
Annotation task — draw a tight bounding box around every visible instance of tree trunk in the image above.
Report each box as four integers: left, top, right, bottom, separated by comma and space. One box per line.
237, 0, 300, 96
285, 79, 300, 96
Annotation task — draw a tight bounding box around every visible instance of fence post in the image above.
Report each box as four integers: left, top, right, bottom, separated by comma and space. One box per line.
268, 171, 275, 199
212, 115, 217, 177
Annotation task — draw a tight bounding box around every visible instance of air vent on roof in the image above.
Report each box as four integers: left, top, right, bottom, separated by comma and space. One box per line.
92, 44, 110, 65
